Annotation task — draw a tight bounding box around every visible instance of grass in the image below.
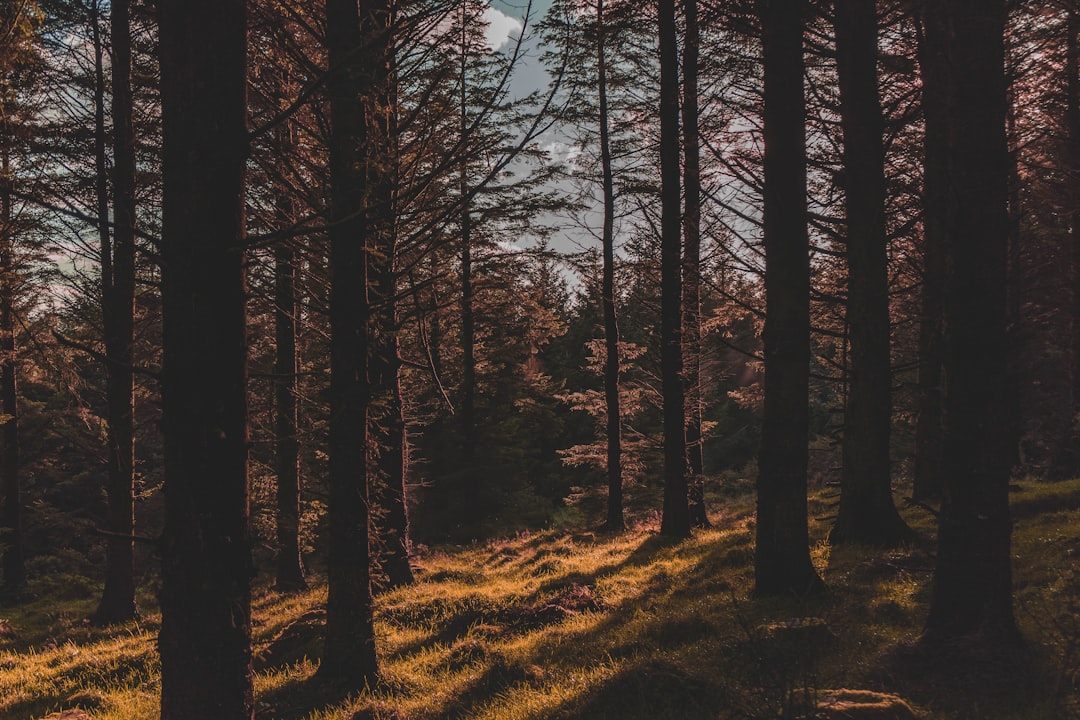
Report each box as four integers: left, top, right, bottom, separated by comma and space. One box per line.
2, 479, 1080, 719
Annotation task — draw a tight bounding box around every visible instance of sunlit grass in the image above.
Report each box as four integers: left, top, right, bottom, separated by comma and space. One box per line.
1, 479, 1078, 718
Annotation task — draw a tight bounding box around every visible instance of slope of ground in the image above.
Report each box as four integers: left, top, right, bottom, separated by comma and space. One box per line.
1, 480, 1079, 719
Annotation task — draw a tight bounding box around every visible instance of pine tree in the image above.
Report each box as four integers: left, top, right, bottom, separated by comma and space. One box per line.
156, 0, 253, 715
829, 0, 911, 546
920, 0, 1020, 648
93, 0, 140, 624
658, 0, 690, 539
755, 0, 823, 596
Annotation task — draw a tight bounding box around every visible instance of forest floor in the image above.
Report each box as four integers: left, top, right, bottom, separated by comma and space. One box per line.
1, 479, 1079, 720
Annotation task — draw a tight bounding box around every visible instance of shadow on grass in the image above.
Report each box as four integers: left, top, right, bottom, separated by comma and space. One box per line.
887, 634, 1046, 718
255, 669, 357, 720
543, 658, 740, 720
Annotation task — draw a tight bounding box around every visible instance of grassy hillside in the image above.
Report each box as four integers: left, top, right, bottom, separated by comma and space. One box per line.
2, 480, 1079, 719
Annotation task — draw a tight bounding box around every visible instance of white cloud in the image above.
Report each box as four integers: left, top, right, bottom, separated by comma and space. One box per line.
542, 141, 581, 166
484, 5, 523, 51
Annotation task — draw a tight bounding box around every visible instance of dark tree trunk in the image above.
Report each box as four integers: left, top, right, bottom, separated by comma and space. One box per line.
830, 0, 911, 546
597, 0, 623, 532
271, 73, 306, 593
921, 0, 1020, 647
319, 0, 387, 686
658, 0, 689, 539
94, 0, 139, 624
912, 9, 946, 502
429, 254, 443, 380
370, 93, 414, 586
460, 213, 476, 473
459, 8, 478, 523
1067, 10, 1080, 475
371, 321, 414, 589
156, 0, 253, 716
273, 240, 306, 592
0, 142, 22, 593
1004, 36, 1023, 475
682, 0, 709, 530
754, 0, 822, 596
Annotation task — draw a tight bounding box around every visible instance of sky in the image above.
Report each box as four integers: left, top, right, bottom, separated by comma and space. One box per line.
486, 0, 555, 95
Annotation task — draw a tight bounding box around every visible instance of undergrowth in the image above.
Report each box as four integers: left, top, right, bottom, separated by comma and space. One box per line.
2, 479, 1079, 719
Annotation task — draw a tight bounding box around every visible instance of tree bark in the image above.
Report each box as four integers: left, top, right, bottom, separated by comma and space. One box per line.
371, 319, 414, 589
912, 8, 945, 502
370, 82, 414, 586
271, 70, 306, 593
682, 0, 709, 529
459, 4, 478, 526
659, 0, 689, 539
0, 140, 22, 593
754, 0, 823, 595
94, 0, 139, 624
1067, 10, 1080, 474
273, 239, 306, 592
830, 0, 911, 546
319, 0, 387, 686
455, 4, 477, 528
156, 0, 253, 716
921, 0, 1020, 647
597, 0, 623, 532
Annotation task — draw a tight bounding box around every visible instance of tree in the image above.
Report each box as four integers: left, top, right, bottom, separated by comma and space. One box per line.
319, 0, 389, 686
595, 0, 624, 531
658, 0, 689, 539
682, 0, 709, 529
921, 0, 1020, 647
540, 0, 641, 532
93, 0, 140, 624
829, 0, 911, 546
369, 59, 414, 588
754, 0, 823, 596
0, 113, 23, 594
1067, 8, 1080, 476
272, 166, 306, 593
156, 0, 253, 716
263, 61, 307, 594
911, 1, 946, 502
0, 0, 39, 593
455, 0, 485, 529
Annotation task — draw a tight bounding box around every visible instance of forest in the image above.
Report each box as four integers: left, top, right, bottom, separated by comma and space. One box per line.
0, 0, 1078, 718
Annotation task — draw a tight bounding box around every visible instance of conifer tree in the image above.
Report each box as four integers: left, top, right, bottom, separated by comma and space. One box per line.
755, 0, 823, 595
156, 0, 253, 715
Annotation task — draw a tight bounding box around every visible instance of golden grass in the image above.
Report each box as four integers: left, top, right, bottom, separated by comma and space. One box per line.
1, 480, 1078, 719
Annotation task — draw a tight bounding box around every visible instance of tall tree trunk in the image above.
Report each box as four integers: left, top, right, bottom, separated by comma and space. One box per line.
1067, 10, 1080, 476
912, 9, 945, 502
1003, 34, 1023, 475
271, 72, 306, 593
830, 0, 911, 546
370, 70, 414, 586
597, 0, 623, 532
754, 0, 822, 595
682, 0, 709, 529
460, 210, 477, 518
921, 0, 1020, 647
371, 320, 414, 589
319, 0, 387, 686
459, 4, 479, 528
273, 239, 306, 592
0, 140, 22, 593
658, 0, 689, 539
95, 0, 139, 624
156, 0, 253, 716
429, 253, 443, 380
